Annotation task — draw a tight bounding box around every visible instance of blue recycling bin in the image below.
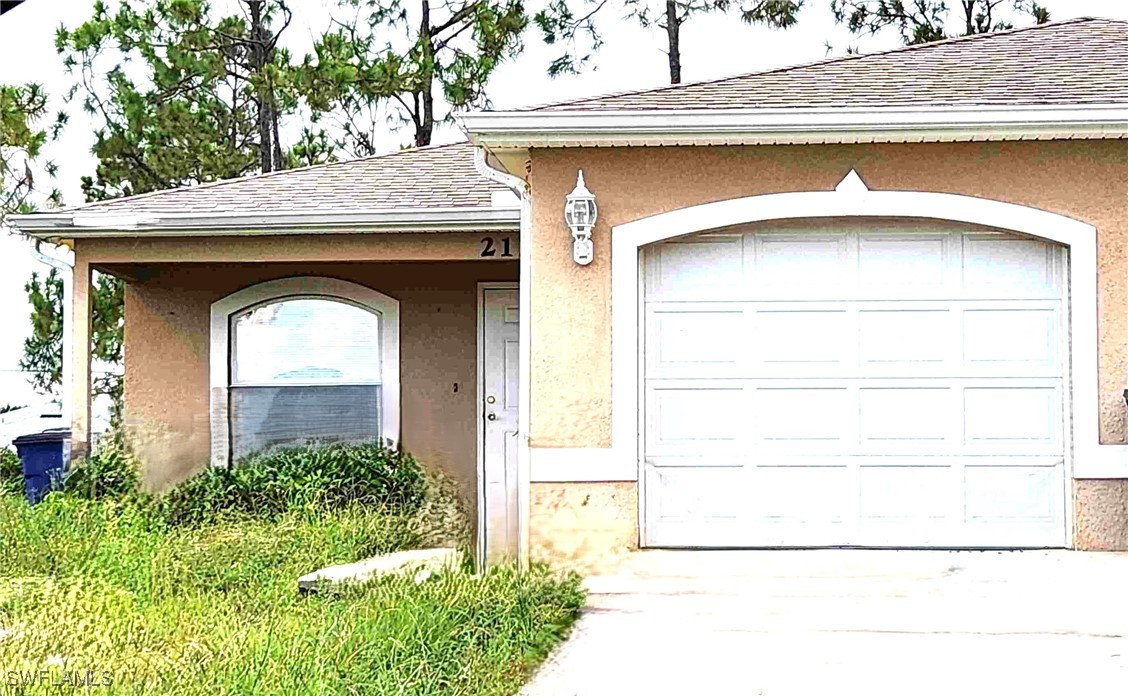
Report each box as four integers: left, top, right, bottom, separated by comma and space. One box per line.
13, 429, 71, 504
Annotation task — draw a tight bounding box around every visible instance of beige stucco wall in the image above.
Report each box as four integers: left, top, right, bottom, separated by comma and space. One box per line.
526, 140, 1128, 552
529, 481, 638, 572
80, 247, 517, 510
1074, 479, 1128, 550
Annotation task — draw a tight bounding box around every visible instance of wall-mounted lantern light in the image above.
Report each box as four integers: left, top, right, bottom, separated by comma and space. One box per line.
564, 170, 597, 265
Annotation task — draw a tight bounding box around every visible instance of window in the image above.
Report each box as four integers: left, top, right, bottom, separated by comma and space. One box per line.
210, 278, 399, 466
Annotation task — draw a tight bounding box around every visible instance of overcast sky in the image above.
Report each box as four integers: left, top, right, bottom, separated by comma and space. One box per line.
0, 0, 1125, 407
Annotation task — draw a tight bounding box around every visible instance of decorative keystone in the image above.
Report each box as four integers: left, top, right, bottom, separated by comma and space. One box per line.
835, 169, 870, 193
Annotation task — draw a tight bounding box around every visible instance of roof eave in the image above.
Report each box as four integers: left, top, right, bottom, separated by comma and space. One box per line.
463, 103, 1128, 148
9, 206, 521, 239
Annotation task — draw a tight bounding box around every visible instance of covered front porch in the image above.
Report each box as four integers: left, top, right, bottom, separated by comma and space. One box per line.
64, 230, 521, 557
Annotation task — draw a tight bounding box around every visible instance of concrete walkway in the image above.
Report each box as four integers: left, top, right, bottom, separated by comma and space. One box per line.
523, 550, 1128, 696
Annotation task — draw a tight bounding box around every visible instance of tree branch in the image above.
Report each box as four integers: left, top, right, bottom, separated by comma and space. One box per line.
430, 1, 483, 37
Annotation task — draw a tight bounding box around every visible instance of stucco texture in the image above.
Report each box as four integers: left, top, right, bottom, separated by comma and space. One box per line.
1074, 479, 1128, 550
527, 141, 1128, 448
529, 481, 638, 572
94, 254, 517, 508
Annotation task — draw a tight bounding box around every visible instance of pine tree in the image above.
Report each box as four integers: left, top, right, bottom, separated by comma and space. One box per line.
535, 0, 803, 84
298, 0, 527, 151
55, 0, 313, 200
830, 0, 1050, 45
0, 82, 62, 223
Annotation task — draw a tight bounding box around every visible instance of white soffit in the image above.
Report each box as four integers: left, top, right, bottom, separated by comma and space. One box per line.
462, 104, 1128, 148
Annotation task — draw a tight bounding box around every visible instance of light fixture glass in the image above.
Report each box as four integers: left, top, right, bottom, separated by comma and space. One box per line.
564, 170, 597, 265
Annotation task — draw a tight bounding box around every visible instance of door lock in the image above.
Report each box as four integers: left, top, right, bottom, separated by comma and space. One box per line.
487, 413, 497, 421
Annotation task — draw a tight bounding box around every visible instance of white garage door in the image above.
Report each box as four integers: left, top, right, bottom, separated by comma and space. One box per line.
641, 220, 1068, 548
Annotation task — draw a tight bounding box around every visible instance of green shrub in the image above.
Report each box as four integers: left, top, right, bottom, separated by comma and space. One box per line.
0, 447, 22, 496
64, 438, 141, 500
159, 443, 427, 526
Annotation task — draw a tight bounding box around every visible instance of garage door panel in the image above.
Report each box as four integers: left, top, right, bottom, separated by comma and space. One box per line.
754, 387, 852, 445
859, 466, 953, 520
858, 387, 955, 446
962, 235, 1060, 297
648, 308, 746, 375
753, 466, 853, 523
964, 466, 1062, 523
858, 233, 951, 288
646, 386, 746, 453
641, 222, 1067, 549
644, 236, 744, 299
645, 466, 743, 523
963, 386, 1061, 452
755, 233, 849, 290
963, 308, 1060, 369
858, 310, 954, 366
755, 310, 851, 365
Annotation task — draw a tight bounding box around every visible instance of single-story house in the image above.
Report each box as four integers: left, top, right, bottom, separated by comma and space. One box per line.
12, 17, 1128, 565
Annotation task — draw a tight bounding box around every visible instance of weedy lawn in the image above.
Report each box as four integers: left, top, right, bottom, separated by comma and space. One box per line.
0, 487, 582, 694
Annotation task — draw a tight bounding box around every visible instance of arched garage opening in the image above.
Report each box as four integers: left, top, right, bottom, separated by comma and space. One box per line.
610, 174, 1099, 549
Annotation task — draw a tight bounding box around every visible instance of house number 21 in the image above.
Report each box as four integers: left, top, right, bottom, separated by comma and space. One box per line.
480, 237, 515, 258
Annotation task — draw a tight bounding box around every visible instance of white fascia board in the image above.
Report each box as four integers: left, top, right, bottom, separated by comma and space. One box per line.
463, 104, 1128, 148
10, 206, 521, 238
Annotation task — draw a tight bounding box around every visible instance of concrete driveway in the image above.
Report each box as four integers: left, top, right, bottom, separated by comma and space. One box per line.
523, 550, 1128, 696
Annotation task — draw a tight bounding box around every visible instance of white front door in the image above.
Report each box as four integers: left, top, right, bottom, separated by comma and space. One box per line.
480, 285, 520, 562
641, 220, 1068, 549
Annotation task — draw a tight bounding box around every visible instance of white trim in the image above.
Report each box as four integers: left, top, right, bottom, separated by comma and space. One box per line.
12, 206, 520, 237
474, 147, 532, 569
28, 240, 74, 428
208, 276, 400, 467
462, 104, 1128, 148
1059, 245, 1075, 546
609, 178, 1127, 511
529, 448, 637, 482
835, 169, 869, 194
475, 285, 487, 564
1070, 452, 1128, 479
476, 281, 520, 565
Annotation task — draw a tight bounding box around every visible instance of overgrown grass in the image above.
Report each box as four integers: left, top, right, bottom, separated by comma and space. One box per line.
0, 442, 582, 694
0, 447, 20, 497
0, 494, 584, 695
62, 437, 139, 501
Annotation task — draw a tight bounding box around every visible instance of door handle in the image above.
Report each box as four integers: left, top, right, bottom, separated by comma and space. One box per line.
487, 413, 497, 421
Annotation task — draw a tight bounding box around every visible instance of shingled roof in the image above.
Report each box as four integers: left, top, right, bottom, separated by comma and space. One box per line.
12, 140, 521, 236
63, 141, 506, 216
528, 18, 1128, 112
